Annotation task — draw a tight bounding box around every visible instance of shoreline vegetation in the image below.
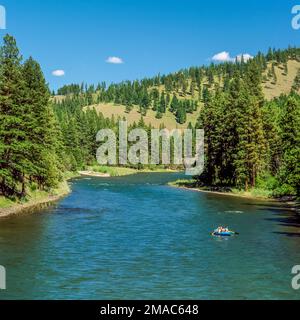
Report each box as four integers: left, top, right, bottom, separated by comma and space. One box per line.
0, 167, 179, 218
0, 180, 71, 218
169, 179, 300, 212
0, 171, 79, 218
169, 179, 274, 200
84, 165, 179, 177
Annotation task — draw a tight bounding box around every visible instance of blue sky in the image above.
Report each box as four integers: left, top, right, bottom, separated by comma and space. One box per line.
1, 0, 300, 90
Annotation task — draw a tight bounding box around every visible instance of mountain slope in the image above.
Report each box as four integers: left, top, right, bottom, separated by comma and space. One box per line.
81, 60, 300, 129
263, 60, 300, 100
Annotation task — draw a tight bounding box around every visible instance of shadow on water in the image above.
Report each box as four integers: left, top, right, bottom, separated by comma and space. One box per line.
273, 231, 300, 238
271, 213, 300, 238
243, 201, 300, 238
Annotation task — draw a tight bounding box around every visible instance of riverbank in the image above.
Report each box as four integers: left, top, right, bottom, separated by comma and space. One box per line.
0, 180, 71, 219
78, 171, 110, 178
0, 167, 179, 218
85, 165, 179, 177
169, 179, 299, 203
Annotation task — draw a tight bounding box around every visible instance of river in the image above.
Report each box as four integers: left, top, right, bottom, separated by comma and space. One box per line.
0, 173, 299, 300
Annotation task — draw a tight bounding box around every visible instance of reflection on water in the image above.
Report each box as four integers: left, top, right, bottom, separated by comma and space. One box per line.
0, 173, 299, 300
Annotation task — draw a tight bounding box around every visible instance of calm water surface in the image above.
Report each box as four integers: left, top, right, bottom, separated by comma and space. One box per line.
0, 173, 299, 300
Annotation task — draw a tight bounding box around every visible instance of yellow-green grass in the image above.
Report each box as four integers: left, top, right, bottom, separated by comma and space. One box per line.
263, 60, 300, 100
89, 165, 179, 177
63, 171, 82, 180
231, 188, 273, 199
89, 165, 139, 177
84, 103, 200, 130
0, 196, 14, 209
0, 181, 70, 211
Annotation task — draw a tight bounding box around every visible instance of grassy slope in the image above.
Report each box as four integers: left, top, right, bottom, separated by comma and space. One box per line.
263, 60, 300, 100
90, 165, 175, 177
82, 59, 300, 129
84, 103, 199, 130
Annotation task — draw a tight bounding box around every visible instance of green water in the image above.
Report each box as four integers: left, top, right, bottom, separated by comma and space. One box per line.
0, 173, 299, 300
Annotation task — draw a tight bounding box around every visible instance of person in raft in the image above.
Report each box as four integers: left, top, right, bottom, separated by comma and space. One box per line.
217, 227, 229, 233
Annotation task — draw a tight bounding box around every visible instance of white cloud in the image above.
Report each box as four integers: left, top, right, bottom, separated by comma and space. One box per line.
212, 51, 253, 63
52, 70, 65, 77
236, 53, 253, 62
106, 56, 124, 64
212, 51, 232, 62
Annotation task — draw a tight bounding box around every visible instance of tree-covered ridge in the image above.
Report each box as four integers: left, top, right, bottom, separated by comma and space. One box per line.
55, 57, 300, 197
56, 47, 300, 127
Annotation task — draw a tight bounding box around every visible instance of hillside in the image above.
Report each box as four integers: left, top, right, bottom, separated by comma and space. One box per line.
83, 103, 199, 129
80, 60, 299, 129
55, 48, 300, 129
263, 59, 300, 100
73, 60, 297, 129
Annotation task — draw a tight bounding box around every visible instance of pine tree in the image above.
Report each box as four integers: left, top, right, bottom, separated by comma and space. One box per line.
231, 77, 265, 190
22, 57, 62, 190
0, 35, 28, 197
159, 92, 166, 114
271, 63, 277, 84
190, 81, 195, 97
170, 94, 179, 113
244, 59, 264, 105
176, 104, 186, 124
202, 86, 210, 105
278, 96, 300, 196
197, 91, 230, 185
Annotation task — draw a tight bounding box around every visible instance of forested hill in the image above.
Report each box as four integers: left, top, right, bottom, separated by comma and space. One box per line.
0, 34, 299, 203
52, 46, 299, 198
52, 46, 300, 197
55, 47, 300, 129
